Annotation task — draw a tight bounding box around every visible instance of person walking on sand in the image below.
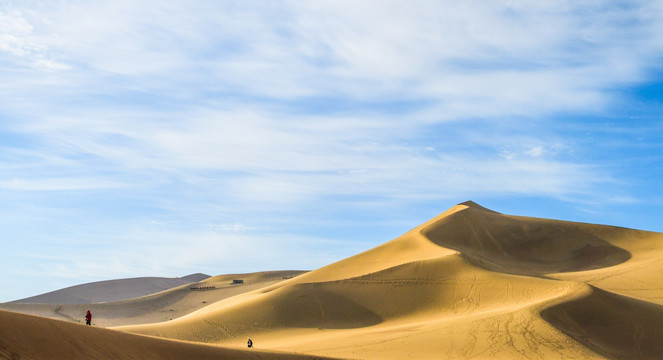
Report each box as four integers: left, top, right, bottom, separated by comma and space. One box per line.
85, 310, 92, 325
247, 338, 253, 348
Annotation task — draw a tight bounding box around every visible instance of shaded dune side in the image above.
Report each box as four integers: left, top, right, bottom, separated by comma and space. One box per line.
422, 203, 632, 276
118, 281, 384, 342
540, 286, 663, 360
0, 310, 336, 360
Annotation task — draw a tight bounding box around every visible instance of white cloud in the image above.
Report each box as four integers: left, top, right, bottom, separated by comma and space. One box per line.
33, 58, 70, 71
525, 146, 544, 158
0, 101, 627, 207
209, 223, 254, 232
0, 10, 34, 56
0, 8, 72, 72
5, 1, 660, 110
1, 1, 662, 300
0, 177, 126, 191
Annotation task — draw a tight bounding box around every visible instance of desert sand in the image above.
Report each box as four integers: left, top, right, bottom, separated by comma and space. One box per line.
0, 270, 306, 327
0, 309, 335, 360
3, 201, 663, 359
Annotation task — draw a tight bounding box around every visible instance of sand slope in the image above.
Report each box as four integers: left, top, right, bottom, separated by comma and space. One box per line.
118, 201, 663, 359
0, 309, 336, 360
541, 285, 663, 359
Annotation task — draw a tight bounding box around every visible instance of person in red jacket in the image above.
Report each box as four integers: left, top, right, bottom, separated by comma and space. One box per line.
85, 310, 92, 325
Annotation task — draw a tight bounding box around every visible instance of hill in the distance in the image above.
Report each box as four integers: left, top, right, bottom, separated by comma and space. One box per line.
9, 273, 210, 304
0, 271, 307, 327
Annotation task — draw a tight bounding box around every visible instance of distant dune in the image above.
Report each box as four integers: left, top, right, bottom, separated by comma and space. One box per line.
3, 201, 663, 359
8, 273, 211, 304
0, 270, 306, 327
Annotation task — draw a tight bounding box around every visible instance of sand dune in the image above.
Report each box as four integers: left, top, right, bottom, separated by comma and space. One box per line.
118, 201, 663, 359
0, 270, 306, 327
4, 201, 663, 359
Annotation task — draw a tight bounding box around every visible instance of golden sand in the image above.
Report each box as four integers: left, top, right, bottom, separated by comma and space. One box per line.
3, 201, 663, 359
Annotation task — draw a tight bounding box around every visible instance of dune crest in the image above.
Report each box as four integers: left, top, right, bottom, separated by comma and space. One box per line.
421, 203, 632, 275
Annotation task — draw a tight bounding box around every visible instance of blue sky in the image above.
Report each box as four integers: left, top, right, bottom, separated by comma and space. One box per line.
1, 1, 662, 302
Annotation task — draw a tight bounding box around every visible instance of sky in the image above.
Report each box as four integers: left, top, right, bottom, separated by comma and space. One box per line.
1, 0, 662, 302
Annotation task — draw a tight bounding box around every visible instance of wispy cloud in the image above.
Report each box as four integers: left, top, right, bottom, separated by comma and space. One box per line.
1, 1, 663, 301
0, 177, 126, 191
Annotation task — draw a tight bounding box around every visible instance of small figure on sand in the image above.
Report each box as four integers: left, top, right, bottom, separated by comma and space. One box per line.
247, 338, 253, 348
85, 310, 92, 325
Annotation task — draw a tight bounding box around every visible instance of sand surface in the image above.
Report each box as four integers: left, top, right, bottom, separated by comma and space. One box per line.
0, 309, 335, 360
3, 201, 663, 359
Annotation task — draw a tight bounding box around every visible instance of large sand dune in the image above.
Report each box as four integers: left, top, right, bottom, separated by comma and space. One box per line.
118, 201, 663, 359
3, 201, 663, 359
